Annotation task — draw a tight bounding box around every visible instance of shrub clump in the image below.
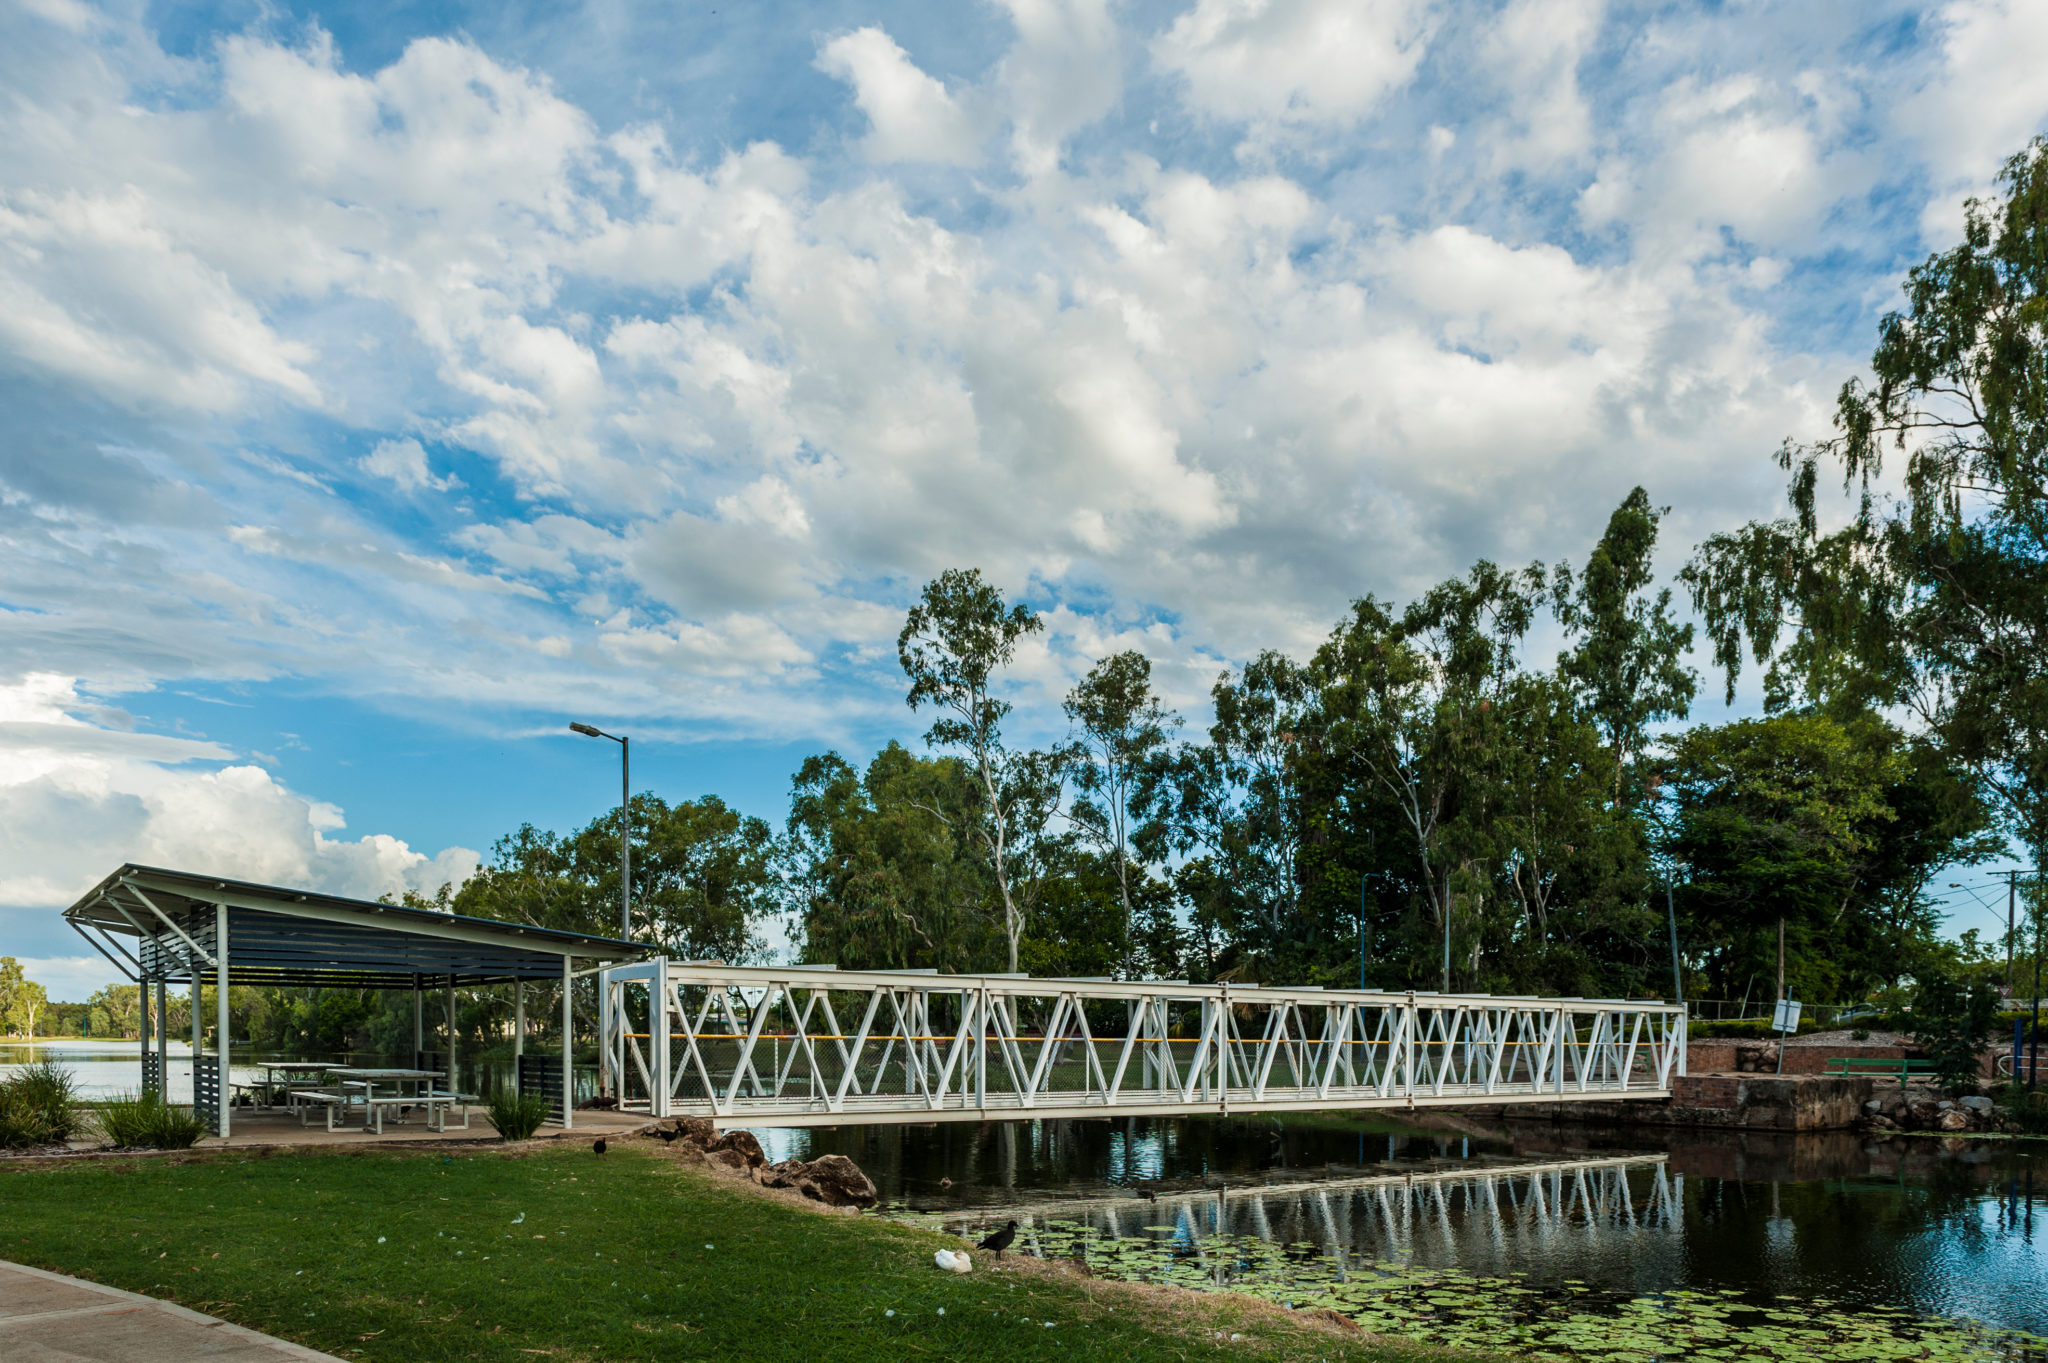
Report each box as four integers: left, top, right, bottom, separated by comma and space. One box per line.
93, 1091, 208, 1149
1913, 973, 2001, 1092
0, 1061, 82, 1149
482, 1089, 552, 1142
1999, 1081, 2048, 1135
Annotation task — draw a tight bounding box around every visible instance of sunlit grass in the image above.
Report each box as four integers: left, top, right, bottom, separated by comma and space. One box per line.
0, 1143, 1482, 1362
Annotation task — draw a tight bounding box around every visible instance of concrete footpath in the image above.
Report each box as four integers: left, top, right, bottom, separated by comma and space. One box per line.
0, 1260, 342, 1362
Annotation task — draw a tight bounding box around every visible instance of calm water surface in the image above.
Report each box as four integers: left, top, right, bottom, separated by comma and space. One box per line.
761, 1112, 2048, 1340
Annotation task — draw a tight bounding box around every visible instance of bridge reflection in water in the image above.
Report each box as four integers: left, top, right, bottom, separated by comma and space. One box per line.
937, 1156, 1681, 1285
599, 961, 1686, 1127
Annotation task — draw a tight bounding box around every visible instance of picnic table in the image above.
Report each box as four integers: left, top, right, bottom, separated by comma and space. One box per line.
240, 1062, 332, 1109
310, 1068, 472, 1134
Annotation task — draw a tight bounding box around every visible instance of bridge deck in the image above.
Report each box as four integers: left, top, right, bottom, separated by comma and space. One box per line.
598, 963, 1686, 1128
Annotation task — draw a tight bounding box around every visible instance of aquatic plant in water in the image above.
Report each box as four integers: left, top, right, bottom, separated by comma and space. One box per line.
886, 1206, 2048, 1361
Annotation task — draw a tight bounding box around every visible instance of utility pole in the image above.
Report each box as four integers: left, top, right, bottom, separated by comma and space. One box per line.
1358, 874, 1368, 991
1666, 880, 1685, 1006
2032, 875, 2042, 1091
2009, 872, 2018, 994
1776, 918, 1786, 1001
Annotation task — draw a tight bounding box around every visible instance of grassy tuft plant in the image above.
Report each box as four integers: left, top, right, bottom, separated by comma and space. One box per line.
0, 1061, 80, 1149
93, 1091, 208, 1150
482, 1089, 552, 1141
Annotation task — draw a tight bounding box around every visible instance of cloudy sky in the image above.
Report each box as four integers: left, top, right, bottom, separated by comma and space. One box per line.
4, 0, 2043, 998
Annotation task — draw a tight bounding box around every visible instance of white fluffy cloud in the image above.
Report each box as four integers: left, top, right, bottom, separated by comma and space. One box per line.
0, 676, 478, 910
817, 28, 985, 165
1154, 0, 1434, 130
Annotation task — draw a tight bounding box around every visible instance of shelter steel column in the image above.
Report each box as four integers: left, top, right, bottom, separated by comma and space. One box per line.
216, 904, 231, 1139
561, 955, 574, 1130
514, 982, 525, 1064
446, 976, 458, 1095
139, 972, 153, 1097
413, 975, 423, 1068
156, 979, 167, 1100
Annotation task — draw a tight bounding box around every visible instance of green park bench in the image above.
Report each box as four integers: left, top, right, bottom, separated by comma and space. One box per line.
1825, 1056, 1937, 1084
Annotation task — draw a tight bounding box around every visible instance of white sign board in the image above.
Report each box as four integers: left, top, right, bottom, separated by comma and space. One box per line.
1772, 998, 1802, 1033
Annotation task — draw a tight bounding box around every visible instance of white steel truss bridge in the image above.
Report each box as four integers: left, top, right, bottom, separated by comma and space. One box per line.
598, 962, 1687, 1128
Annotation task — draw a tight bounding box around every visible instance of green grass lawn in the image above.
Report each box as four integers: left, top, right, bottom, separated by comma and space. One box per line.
0, 1143, 1486, 1362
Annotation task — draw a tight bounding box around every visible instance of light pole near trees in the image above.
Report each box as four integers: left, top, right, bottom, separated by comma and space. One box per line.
569, 722, 631, 941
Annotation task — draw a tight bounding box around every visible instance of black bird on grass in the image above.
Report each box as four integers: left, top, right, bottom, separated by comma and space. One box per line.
593, 1138, 608, 1157
655, 1127, 679, 1143
977, 1220, 1018, 1258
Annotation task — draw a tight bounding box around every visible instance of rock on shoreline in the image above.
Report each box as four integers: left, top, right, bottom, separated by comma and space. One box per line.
650, 1117, 879, 1208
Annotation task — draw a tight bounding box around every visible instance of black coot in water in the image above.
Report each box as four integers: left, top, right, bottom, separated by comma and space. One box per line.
977, 1220, 1019, 1258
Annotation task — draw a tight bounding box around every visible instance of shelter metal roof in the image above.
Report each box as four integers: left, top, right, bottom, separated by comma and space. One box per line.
65, 864, 642, 987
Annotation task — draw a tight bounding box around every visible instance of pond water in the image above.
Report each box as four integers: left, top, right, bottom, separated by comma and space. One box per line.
758, 1113, 2048, 1360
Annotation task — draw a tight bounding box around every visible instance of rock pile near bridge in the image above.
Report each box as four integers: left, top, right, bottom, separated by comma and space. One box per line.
1860, 1092, 2021, 1134
647, 1117, 879, 1208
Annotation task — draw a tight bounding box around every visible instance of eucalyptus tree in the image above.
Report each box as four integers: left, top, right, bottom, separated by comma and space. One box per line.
1685, 138, 2048, 864
785, 745, 995, 972
1144, 651, 1314, 980
1063, 650, 1177, 939
1553, 487, 1697, 799
898, 568, 1058, 972
1314, 562, 1545, 987
457, 795, 776, 963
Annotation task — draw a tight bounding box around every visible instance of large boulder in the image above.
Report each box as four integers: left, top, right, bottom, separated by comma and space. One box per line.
706, 1130, 767, 1170
755, 1153, 878, 1208
1935, 1108, 1970, 1132
1959, 1095, 1995, 1114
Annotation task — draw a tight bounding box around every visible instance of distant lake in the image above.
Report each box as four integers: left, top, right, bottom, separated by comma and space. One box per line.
0, 1039, 595, 1104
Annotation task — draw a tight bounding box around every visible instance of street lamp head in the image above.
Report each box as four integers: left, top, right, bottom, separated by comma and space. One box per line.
569, 722, 604, 738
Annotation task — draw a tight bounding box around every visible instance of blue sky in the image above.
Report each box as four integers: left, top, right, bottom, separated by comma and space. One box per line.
4, 0, 2045, 999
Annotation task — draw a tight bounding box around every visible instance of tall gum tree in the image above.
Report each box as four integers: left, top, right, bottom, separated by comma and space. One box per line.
897, 569, 1052, 973
1686, 138, 2048, 865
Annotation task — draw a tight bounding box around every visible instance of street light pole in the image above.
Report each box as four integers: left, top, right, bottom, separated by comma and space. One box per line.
569, 722, 631, 941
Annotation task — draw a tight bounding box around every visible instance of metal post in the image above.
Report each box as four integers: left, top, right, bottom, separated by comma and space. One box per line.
1442, 893, 1452, 994
1358, 875, 1367, 991
2030, 901, 2040, 1091
413, 976, 423, 1067
620, 736, 631, 941
190, 969, 202, 1122
216, 905, 231, 1139
561, 955, 574, 1129
515, 982, 526, 1063
1665, 881, 1684, 1006
2009, 872, 2018, 994
139, 971, 152, 1097
446, 976, 458, 1095
156, 979, 167, 1099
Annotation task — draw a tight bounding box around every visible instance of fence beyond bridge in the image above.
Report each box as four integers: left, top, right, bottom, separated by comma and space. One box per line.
596, 963, 1687, 1128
